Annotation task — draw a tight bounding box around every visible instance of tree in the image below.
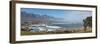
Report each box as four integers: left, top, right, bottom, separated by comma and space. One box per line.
83, 16, 92, 31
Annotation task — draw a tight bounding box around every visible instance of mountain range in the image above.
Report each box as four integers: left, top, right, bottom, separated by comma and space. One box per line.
21, 11, 60, 24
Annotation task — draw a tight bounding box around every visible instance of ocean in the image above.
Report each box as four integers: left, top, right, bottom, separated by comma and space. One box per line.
30, 23, 83, 32
48, 23, 83, 28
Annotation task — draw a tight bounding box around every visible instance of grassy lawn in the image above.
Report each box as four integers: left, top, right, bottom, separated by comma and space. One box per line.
21, 31, 47, 35
21, 28, 92, 35
21, 31, 67, 35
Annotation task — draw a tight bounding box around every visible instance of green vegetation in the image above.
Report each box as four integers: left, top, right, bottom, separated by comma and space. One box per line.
21, 31, 70, 35
83, 16, 92, 31
21, 28, 92, 35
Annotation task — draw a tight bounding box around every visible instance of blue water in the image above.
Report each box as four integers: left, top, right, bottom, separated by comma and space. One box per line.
48, 23, 83, 28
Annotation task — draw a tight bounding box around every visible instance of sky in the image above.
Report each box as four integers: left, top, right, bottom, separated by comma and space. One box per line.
21, 8, 92, 24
